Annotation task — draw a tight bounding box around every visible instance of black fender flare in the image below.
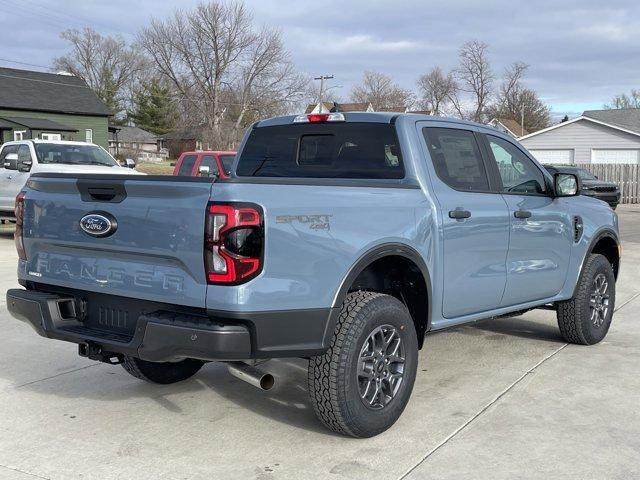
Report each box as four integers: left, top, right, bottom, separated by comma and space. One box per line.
325, 243, 432, 343
571, 228, 620, 297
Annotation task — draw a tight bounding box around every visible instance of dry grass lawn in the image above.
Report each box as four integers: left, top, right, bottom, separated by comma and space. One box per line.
134, 161, 175, 175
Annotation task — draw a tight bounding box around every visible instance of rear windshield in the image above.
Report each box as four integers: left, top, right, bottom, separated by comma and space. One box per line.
34, 144, 118, 167
236, 123, 404, 179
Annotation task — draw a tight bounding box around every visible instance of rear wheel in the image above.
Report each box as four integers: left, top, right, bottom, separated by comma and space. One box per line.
308, 291, 418, 437
122, 356, 204, 384
557, 253, 616, 345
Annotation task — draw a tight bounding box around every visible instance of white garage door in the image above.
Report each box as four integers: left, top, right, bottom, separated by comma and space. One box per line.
592, 149, 640, 164
527, 149, 574, 164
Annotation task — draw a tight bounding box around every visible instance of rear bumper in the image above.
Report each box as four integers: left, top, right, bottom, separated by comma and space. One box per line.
6, 288, 336, 362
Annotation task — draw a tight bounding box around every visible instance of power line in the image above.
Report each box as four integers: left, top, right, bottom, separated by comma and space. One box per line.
0, 0, 132, 37
0, 0, 71, 31
20, 0, 133, 36
0, 58, 52, 71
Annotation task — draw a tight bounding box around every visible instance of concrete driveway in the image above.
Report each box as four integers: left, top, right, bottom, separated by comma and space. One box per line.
1, 207, 639, 480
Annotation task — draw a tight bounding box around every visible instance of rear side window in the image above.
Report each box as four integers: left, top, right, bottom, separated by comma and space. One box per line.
199, 155, 220, 176
236, 123, 404, 179
422, 128, 489, 191
177, 155, 197, 176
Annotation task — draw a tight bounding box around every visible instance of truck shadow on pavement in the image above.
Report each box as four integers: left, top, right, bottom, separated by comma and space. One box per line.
8, 353, 335, 435
470, 316, 565, 343
4, 315, 563, 436
193, 358, 334, 435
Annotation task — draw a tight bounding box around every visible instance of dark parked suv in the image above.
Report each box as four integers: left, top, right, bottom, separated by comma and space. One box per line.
543, 165, 620, 209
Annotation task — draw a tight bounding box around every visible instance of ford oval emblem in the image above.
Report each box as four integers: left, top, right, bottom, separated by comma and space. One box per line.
79, 212, 117, 238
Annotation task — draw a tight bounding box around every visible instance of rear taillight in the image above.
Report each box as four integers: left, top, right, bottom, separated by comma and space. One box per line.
205, 203, 263, 284
14, 191, 26, 260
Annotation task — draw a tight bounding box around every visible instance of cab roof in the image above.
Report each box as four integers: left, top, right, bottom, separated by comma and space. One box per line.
255, 111, 499, 133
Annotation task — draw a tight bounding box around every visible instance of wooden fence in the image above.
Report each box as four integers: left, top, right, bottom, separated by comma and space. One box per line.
576, 163, 640, 204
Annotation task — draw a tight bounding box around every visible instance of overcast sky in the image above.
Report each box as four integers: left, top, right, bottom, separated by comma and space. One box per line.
1, 0, 638, 118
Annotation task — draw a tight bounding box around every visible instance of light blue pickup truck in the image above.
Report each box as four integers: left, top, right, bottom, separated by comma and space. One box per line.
6, 112, 620, 437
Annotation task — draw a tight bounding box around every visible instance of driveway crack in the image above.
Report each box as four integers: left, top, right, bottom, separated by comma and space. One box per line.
15, 364, 99, 389
0, 463, 51, 479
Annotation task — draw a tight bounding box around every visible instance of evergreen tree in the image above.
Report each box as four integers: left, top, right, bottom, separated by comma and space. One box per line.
128, 79, 178, 135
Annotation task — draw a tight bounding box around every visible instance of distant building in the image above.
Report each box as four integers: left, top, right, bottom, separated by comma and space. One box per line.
0, 67, 110, 148
304, 102, 431, 115
305, 102, 374, 114
519, 108, 640, 164
109, 125, 158, 156
158, 127, 209, 159
488, 118, 529, 138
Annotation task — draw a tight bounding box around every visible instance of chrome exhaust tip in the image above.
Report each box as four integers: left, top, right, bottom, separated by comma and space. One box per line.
227, 361, 275, 390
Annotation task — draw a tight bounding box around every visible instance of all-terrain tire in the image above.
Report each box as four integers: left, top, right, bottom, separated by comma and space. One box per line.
122, 356, 204, 384
308, 291, 418, 438
557, 253, 616, 345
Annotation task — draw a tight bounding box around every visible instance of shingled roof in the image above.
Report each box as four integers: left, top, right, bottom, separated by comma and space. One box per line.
583, 108, 640, 135
0, 67, 111, 116
491, 118, 529, 137
111, 125, 157, 143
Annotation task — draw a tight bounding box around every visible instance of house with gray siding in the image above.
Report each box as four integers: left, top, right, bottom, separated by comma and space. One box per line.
519, 108, 640, 164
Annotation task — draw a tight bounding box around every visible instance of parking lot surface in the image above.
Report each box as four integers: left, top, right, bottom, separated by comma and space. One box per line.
1, 207, 639, 480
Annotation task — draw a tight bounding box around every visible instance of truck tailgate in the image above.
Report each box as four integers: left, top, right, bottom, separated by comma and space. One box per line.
21, 174, 213, 307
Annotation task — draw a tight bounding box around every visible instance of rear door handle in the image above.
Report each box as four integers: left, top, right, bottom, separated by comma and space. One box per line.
514, 210, 532, 219
449, 209, 471, 219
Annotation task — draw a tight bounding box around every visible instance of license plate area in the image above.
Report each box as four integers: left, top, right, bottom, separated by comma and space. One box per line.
83, 297, 138, 338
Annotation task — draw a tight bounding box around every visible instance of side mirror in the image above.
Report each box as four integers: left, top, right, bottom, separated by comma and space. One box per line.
554, 173, 580, 197
125, 158, 136, 168
3, 153, 18, 171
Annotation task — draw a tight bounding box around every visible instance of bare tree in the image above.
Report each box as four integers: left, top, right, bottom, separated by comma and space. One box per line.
351, 71, 414, 110
54, 28, 145, 117
605, 89, 640, 109
487, 62, 551, 132
416, 67, 457, 115
455, 40, 493, 122
138, 1, 306, 147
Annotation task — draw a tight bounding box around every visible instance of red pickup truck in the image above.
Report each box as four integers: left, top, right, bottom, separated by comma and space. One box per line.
173, 151, 236, 178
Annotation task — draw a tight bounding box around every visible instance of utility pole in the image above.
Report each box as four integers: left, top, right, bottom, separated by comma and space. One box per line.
314, 75, 334, 113
521, 104, 525, 136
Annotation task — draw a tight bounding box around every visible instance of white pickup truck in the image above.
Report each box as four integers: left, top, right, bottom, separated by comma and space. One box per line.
0, 140, 142, 220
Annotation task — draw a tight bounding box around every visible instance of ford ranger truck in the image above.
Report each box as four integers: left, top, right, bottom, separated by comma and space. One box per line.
6, 112, 621, 438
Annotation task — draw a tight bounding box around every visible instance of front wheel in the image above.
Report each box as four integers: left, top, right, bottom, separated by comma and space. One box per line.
557, 253, 616, 345
308, 291, 418, 438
